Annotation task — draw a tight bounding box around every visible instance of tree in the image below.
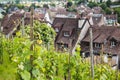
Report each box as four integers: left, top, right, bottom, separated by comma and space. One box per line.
88, 2, 98, 8
76, 0, 84, 5
100, 0, 102, 3
38, 0, 41, 2
100, 3, 107, 10
66, 1, 73, 8
15, 0, 20, 4
50, 3, 56, 7
106, 0, 111, 7
43, 4, 49, 9
105, 8, 112, 14
16, 4, 24, 9
66, 7, 77, 12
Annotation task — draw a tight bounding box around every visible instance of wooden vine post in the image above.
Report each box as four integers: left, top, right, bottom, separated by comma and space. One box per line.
30, 7, 34, 78
21, 13, 25, 37
0, 21, 3, 64
89, 27, 94, 80
30, 7, 34, 41
68, 38, 72, 80
116, 52, 120, 80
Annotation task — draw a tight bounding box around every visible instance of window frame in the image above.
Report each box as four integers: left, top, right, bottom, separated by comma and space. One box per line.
63, 31, 70, 37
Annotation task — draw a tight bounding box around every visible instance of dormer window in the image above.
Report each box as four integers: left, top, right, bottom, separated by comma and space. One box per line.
55, 28, 59, 32
64, 31, 70, 37
95, 43, 101, 48
111, 41, 116, 47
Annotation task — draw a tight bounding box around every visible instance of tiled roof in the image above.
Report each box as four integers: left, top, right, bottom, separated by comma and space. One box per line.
53, 17, 82, 52
81, 26, 120, 55
1, 11, 46, 35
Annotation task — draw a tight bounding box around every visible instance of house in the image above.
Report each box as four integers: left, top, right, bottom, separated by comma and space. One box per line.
48, 7, 79, 23
7, 6, 20, 14
1, 10, 50, 37
34, 8, 52, 26
81, 26, 120, 66
52, 17, 91, 53
104, 14, 118, 26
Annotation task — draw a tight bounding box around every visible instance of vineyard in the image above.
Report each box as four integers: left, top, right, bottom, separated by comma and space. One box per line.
0, 21, 120, 80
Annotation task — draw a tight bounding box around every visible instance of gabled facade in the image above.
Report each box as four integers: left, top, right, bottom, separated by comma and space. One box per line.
81, 26, 120, 54
92, 14, 105, 26
81, 26, 120, 66
52, 17, 91, 53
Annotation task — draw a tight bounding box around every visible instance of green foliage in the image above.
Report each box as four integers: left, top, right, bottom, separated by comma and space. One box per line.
16, 4, 25, 9
100, 0, 103, 3
0, 20, 120, 80
0, 36, 120, 80
37, 0, 41, 2
106, 0, 111, 7
50, 3, 56, 7
88, 2, 98, 8
15, 0, 20, 4
43, 4, 49, 9
105, 8, 112, 14
66, 7, 77, 12
76, 0, 85, 5
66, 1, 73, 8
100, 3, 107, 10
114, 7, 120, 23
25, 20, 56, 45
114, 7, 120, 16
20, 70, 31, 80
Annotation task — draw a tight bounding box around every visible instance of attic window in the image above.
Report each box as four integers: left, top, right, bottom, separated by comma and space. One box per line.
57, 43, 68, 51
63, 31, 70, 37
55, 28, 59, 32
64, 44, 68, 48
95, 43, 101, 48
111, 41, 116, 47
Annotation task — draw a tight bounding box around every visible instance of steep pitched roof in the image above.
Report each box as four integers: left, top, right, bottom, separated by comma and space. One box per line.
109, 28, 120, 41
1, 13, 23, 35
55, 18, 78, 44
82, 26, 117, 43
1, 11, 46, 35
52, 17, 66, 28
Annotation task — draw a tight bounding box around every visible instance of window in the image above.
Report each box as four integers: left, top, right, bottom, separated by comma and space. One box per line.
57, 43, 68, 51
111, 41, 116, 47
95, 43, 101, 48
64, 44, 68, 48
55, 28, 59, 32
64, 31, 70, 37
